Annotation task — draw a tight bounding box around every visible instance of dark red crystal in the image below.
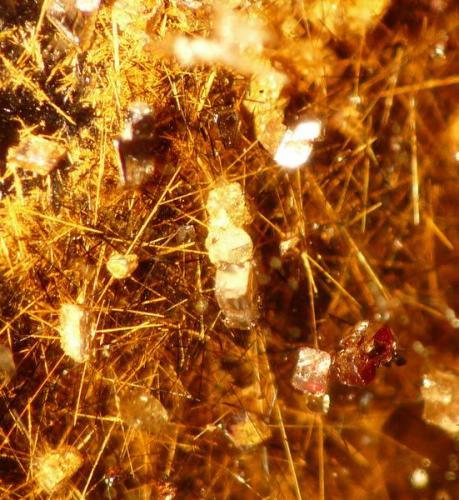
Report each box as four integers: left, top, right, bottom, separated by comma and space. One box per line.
332, 322, 398, 387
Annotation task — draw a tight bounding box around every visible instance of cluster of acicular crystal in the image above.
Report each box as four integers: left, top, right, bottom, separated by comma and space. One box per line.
205, 182, 258, 329
292, 321, 399, 398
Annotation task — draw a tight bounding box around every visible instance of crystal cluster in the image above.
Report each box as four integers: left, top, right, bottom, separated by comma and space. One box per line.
292, 322, 401, 402
205, 182, 258, 329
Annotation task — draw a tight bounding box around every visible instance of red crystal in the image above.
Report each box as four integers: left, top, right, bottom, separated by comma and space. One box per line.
332, 322, 398, 387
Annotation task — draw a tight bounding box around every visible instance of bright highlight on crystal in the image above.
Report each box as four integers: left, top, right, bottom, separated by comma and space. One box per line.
274, 119, 322, 169
59, 304, 89, 363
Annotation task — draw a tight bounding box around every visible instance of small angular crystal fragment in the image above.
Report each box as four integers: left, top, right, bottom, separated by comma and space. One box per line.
332, 322, 397, 387
115, 103, 159, 188
106, 252, 138, 280
47, 0, 100, 49
59, 304, 89, 363
244, 65, 288, 155
206, 182, 251, 228
226, 411, 271, 449
35, 446, 83, 493
215, 262, 258, 330
274, 120, 321, 169
215, 262, 258, 329
119, 388, 168, 433
0, 344, 16, 388
421, 369, 459, 436
291, 347, 331, 396
206, 226, 253, 265
307, 0, 389, 37
279, 235, 300, 256
7, 135, 66, 176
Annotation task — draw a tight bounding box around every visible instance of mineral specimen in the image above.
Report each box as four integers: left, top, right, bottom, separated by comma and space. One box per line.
332, 322, 397, 387
274, 120, 322, 169
59, 303, 89, 363
0, 344, 16, 388
421, 369, 459, 436
114, 103, 160, 188
206, 182, 258, 329
106, 252, 139, 280
34, 446, 83, 493
47, 0, 100, 49
215, 262, 257, 329
226, 411, 271, 449
7, 135, 67, 176
119, 388, 168, 434
291, 347, 331, 396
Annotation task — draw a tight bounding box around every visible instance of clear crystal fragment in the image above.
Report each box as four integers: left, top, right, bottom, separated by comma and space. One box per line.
291, 347, 331, 396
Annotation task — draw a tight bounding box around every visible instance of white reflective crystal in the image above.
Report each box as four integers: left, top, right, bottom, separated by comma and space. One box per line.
59, 304, 89, 363
291, 347, 331, 396
274, 120, 321, 169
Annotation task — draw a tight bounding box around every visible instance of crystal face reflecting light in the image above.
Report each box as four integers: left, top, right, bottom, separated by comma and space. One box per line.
274, 120, 321, 169
291, 347, 331, 396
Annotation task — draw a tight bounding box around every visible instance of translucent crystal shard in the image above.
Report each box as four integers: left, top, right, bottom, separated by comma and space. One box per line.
206, 181, 258, 329
114, 103, 158, 188
7, 135, 66, 176
35, 447, 83, 493
243, 64, 288, 155
119, 388, 168, 434
206, 226, 253, 266
106, 252, 139, 280
226, 411, 271, 449
274, 120, 322, 169
0, 344, 16, 388
59, 304, 89, 363
47, 0, 100, 49
421, 369, 459, 436
291, 347, 331, 396
215, 262, 257, 329
206, 182, 251, 228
